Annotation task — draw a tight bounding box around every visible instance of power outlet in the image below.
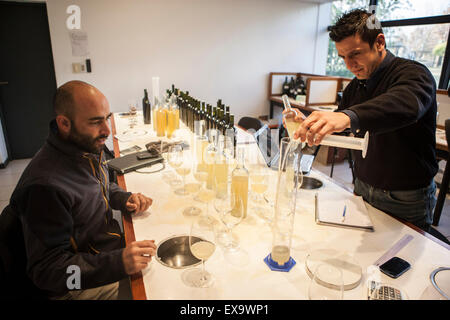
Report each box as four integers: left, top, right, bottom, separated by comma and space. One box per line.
72, 62, 86, 73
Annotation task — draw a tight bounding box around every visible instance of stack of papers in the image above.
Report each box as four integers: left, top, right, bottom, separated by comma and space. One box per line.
314, 192, 374, 231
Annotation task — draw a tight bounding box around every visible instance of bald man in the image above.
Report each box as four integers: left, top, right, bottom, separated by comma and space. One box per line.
10, 81, 156, 300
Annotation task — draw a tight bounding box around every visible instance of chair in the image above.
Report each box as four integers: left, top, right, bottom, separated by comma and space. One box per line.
0, 205, 46, 299
433, 119, 450, 226
237, 117, 264, 132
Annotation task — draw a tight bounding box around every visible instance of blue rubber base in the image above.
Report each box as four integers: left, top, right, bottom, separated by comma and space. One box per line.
264, 253, 296, 272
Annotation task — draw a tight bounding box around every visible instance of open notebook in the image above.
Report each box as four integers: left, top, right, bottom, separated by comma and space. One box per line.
314, 192, 374, 231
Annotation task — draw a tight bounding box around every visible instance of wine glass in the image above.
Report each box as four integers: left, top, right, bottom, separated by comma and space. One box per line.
308, 263, 344, 300
174, 148, 191, 196
183, 149, 202, 217
214, 181, 243, 250
128, 99, 138, 128
249, 162, 270, 221
182, 218, 216, 288
196, 183, 217, 228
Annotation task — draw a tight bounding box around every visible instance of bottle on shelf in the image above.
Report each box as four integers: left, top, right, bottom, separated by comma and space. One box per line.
142, 88, 152, 125
282, 76, 290, 95
289, 77, 295, 98
231, 146, 249, 219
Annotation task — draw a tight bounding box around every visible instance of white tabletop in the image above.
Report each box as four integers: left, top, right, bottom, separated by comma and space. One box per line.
112, 112, 450, 300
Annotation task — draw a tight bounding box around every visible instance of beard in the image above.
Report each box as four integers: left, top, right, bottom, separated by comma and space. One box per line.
68, 121, 108, 154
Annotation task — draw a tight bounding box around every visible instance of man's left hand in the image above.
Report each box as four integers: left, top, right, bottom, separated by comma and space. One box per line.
126, 193, 153, 213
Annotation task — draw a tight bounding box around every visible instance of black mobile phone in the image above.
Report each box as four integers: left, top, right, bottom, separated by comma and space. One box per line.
379, 257, 411, 279
136, 151, 157, 160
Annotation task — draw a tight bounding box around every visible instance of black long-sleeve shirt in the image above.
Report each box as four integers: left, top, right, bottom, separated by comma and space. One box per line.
338, 50, 438, 190
10, 121, 131, 297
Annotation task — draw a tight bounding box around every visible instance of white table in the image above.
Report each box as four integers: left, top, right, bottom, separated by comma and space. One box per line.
111, 112, 450, 300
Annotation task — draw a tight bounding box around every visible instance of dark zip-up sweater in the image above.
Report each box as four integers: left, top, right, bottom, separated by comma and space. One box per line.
10, 120, 132, 297
339, 50, 438, 190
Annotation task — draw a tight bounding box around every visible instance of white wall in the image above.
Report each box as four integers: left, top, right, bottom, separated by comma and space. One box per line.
46, 0, 331, 121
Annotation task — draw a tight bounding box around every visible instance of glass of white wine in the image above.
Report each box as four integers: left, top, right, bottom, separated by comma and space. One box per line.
128, 99, 138, 129
196, 184, 216, 228
167, 144, 182, 188
183, 149, 202, 217
214, 181, 243, 250
174, 148, 192, 196
182, 218, 216, 288
249, 162, 270, 221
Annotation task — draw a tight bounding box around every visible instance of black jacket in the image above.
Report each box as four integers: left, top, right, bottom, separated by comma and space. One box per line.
10, 120, 131, 297
339, 50, 438, 190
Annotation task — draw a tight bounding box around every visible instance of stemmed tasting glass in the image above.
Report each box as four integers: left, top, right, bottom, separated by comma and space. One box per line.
182, 148, 202, 217
214, 180, 244, 250
174, 147, 192, 196
220, 135, 235, 177
181, 218, 216, 288
249, 157, 270, 221
196, 181, 217, 228
167, 144, 183, 194
308, 263, 344, 300
128, 99, 138, 129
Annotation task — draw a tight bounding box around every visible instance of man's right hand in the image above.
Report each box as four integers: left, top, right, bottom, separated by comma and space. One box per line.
122, 240, 156, 275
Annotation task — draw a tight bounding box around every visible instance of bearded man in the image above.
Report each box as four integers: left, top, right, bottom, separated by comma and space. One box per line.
10, 80, 156, 299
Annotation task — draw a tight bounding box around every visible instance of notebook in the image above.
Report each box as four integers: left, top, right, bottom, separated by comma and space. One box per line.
107, 151, 164, 174
314, 192, 374, 231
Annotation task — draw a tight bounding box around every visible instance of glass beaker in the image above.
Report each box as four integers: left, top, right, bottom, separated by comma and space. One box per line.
265, 137, 302, 272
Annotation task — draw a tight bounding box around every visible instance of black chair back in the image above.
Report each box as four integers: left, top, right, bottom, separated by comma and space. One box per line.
0, 205, 46, 299
433, 119, 450, 226
237, 117, 263, 132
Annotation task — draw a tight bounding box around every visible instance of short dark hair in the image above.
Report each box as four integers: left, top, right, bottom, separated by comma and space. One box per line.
53, 80, 92, 119
53, 85, 75, 119
329, 9, 383, 48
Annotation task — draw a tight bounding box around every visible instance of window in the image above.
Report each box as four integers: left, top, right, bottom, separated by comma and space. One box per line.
326, 0, 450, 89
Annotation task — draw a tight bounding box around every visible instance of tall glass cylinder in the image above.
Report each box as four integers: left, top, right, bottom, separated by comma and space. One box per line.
266, 137, 302, 271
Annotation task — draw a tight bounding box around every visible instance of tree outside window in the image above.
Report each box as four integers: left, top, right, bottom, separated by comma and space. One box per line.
326, 0, 449, 87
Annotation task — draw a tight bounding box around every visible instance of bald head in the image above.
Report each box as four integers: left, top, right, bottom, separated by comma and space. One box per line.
54, 80, 105, 120
54, 81, 111, 153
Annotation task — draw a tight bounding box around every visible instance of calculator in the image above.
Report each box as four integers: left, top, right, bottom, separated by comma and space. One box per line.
367, 281, 405, 300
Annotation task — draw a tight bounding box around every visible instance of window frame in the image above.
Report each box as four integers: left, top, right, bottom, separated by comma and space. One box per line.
327, 9, 450, 89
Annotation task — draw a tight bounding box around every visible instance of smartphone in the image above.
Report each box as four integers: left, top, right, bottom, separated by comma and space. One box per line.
379, 257, 411, 279
120, 145, 141, 155
136, 151, 157, 160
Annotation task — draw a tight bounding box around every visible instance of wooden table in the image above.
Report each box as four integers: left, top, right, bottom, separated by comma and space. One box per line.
111, 112, 449, 301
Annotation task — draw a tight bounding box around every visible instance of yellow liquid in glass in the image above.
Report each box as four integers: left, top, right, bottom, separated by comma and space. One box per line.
152, 109, 157, 131
167, 109, 177, 138
175, 108, 180, 129
156, 108, 166, 137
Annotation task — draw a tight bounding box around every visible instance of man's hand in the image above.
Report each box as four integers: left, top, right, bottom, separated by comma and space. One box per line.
126, 193, 152, 213
294, 111, 351, 146
122, 240, 156, 275
281, 108, 306, 128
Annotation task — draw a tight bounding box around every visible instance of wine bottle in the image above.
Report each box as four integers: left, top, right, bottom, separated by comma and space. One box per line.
201, 102, 206, 123
282, 76, 289, 95
289, 77, 295, 98
142, 89, 151, 125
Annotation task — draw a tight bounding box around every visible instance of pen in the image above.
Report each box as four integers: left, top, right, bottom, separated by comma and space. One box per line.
341, 204, 347, 222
